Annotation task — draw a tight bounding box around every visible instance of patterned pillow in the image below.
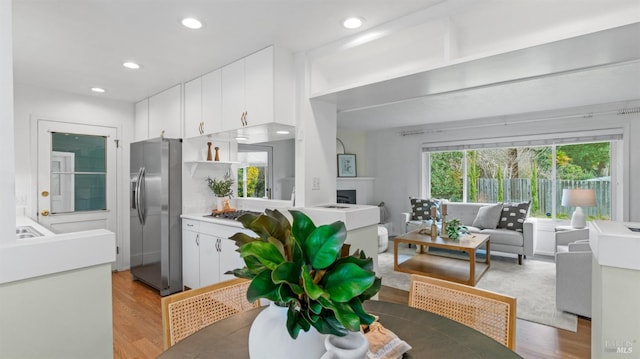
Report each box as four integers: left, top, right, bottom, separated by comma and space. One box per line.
497, 201, 530, 232
410, 198, 440, 221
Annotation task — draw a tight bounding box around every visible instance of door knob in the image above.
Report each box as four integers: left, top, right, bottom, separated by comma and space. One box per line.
41, 209, 50, 216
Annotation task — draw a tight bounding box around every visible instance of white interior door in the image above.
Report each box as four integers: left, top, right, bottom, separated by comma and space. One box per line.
37, 120, 118, 264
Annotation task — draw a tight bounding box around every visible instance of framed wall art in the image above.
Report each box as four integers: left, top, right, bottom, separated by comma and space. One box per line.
337, 154, 357, 177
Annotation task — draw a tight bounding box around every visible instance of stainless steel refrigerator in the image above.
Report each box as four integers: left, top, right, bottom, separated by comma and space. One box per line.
130, 137, 182, 296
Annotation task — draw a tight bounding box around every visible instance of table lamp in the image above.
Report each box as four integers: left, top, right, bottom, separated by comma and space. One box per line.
561, 188, 596, 229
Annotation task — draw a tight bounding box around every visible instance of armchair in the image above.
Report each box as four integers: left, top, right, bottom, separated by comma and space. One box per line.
554, 228, 589, 254
555, 239, 592, 318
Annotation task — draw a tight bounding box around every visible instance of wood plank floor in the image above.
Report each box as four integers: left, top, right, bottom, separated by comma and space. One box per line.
112, 270, 591, 358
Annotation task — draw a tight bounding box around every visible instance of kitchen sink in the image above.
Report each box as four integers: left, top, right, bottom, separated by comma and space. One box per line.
16, 226, 44, 239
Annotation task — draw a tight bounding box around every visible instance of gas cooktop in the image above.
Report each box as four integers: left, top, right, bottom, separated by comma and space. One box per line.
203, 210, 262, 221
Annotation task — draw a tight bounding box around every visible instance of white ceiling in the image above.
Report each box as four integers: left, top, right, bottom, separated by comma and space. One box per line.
12, 0, 442, 103
330, 22, 640, 130
12, 0, 640, 132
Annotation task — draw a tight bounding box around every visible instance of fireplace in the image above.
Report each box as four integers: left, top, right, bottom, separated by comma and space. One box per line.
337, 190, 356, 204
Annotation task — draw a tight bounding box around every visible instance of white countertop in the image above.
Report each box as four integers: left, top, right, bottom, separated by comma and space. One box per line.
183, 204, 380, 231
300, 204, 380, 231
0, 216, 116, 284
181, 213, 246, 228
590, 220, 640, 271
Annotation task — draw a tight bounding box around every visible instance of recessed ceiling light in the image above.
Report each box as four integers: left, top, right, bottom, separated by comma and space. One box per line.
91, 87, 106, 93
181, 17, 203, 29
276, 130, 290, 135
123, 62, 141, 69
342, 17, 364, 29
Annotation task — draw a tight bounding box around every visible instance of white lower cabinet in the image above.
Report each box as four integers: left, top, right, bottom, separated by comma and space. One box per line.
182, 219, 248, 290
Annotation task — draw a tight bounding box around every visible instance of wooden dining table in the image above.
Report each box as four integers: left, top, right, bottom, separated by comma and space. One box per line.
158, 300, 522, 358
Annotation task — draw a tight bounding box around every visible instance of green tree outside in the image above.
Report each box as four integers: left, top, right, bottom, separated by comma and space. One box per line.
467, 151, 479, 202
530, 162, 539, 213
430, 151, 463, 201
497, 164, 504, 202
237, 166, 266, 198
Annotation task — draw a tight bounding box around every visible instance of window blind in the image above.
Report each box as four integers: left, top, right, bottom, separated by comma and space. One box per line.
421, 128, 623, 153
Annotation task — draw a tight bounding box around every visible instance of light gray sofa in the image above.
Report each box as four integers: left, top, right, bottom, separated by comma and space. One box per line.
402, 202, 535, 265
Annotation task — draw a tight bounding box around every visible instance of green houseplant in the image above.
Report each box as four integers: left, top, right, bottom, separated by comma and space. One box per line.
206, 172, 234, 197
445, 218, 469, 240
228, 209, 381, 339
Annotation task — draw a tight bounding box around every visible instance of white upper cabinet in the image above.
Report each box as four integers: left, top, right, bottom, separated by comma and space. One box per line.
201, 69, 223, 135
149, 84, 182, 139
221, 46, 294, 131
184, 70, 223, 139
244, 47, 274, 128
134, 99, 149, 142
221, 57, 246, 131
184, 77, 202, 138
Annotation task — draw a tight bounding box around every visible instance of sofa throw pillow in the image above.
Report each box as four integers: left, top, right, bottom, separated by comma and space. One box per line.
472, 203, 503, 229
497, 201, 531, 232
410, 197, 440, 221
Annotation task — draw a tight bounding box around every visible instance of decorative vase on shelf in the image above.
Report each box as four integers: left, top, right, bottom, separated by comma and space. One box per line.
248, 302, 326, 359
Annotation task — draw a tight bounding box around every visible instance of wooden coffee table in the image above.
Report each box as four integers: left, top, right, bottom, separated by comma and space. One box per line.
394, 230, 490, 286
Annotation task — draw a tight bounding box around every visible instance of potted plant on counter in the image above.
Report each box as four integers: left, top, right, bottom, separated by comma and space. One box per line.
206, 172, 234, 212
228, 209, 381, 359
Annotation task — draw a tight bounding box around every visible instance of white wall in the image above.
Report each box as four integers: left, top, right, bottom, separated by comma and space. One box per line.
0, 0, 15, 244
13, 84, 134, 268
337, 129, 368, 176
294, 52, 337, 207
366, 101, 640, 237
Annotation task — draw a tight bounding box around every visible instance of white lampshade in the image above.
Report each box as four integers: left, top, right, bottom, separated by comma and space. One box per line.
561, 188, 596, 229
561, 189, 596, 207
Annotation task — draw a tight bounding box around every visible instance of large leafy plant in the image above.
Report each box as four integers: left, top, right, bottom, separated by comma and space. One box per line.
228, 209, 381, 338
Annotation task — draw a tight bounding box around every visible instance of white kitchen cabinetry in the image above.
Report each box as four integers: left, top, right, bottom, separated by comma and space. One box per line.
202, 70, 223, 134
134, 99, 149, 142
183, 77, 202, 139
149, 84, 182, 139
221, 46, 294, 131
182, 219, 246, 289
182, 220, 200, 289
184, 70, 222, 138
221, 57, 245, 131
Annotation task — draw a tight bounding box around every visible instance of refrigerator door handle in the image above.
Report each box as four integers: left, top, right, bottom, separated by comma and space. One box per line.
136, 167, 146, 225
139, 166, 146, 224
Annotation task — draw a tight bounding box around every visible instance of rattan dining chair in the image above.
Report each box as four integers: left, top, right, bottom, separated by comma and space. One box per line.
161, 278, 260, 349
408, 274, 517, 350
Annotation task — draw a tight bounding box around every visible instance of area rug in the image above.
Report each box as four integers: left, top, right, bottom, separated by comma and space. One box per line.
377, 244, 578, 332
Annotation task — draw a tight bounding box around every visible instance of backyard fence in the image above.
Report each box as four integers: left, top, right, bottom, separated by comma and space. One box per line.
475, 178, 610, 219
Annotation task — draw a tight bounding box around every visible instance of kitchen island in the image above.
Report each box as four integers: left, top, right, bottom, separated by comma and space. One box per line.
180, 203, 381, 289
0, 216, 116, 358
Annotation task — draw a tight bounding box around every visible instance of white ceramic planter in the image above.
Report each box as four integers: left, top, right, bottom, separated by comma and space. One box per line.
248, 303, 326, 359
320, 331, 369, 359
